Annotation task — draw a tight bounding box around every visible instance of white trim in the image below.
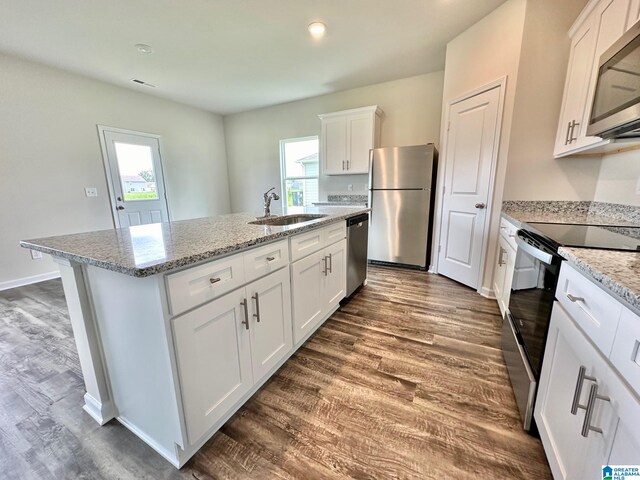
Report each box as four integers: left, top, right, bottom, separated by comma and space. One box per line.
0, 270, 61, 291
317, 105, 382, 120
83, 392, 115, 426
479, 286, 496, 299
96, 125, 171, 228
278, 135, 320, 212
431, 76, 508, 294
117, 415, 181, 468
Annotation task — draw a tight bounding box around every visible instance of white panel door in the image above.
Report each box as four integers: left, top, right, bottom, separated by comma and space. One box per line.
437, 86, 501, 289
324, 239, 347, 308
101, 128, 169, 227
172, 288, 252, 445
322, 117, 347, 174
346, 114, 374, 173
247, 268, 293, 382
291, 249, 326, 344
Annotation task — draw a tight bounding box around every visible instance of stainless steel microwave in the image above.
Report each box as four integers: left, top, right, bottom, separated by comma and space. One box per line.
587, 19, 640, 139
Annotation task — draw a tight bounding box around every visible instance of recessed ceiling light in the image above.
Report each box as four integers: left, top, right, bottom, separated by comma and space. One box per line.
135, 44, 154, 54
308, 22, 326, 39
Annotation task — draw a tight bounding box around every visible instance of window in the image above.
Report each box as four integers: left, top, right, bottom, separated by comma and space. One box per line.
279, 136, 319, 214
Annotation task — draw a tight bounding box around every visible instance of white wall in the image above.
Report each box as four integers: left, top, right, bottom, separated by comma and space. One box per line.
0, 53, 230, 288
594, 150, 640, 205
504, 0, 597, 201
435, 0, 527, 293
223, 72, 444, 214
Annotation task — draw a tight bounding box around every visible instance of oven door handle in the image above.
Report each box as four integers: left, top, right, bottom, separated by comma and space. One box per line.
515, 234, 554, 265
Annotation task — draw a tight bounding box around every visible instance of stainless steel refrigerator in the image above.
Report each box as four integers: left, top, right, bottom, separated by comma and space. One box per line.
368, 144, 438, 269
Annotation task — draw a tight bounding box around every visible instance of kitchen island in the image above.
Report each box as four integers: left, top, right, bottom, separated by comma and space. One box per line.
20, 206, 369, 467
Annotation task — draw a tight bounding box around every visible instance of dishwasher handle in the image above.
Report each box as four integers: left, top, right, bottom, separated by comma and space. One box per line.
347, 213, 369, 226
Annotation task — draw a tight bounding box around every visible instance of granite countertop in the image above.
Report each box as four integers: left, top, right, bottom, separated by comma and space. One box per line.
20, 206, 369, 277
501, 200, 640, 312
559, 247, 640, 313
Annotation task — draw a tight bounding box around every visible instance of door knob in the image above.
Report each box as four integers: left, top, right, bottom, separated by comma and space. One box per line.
475, 203, 486, 209
117, 206, 125, 210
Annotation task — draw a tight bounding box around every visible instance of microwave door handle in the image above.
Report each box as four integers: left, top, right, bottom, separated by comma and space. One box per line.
514, 234, 554, 265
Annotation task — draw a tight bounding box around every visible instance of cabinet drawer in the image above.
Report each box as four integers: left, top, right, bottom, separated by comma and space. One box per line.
610, 307, 640, 396
166, 253, 246, 316
323, 221, 346, 245
290, 228, 325, 262
557, 263, 622, 356
500, 216, 518, 250
243, 240, 289, 283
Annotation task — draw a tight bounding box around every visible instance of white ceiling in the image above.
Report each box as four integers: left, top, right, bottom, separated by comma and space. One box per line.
0, 0, 507, 115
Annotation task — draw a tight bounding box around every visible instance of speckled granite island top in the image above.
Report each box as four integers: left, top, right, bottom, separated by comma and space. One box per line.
20, 207, 369, 277
559, 247, 640, 313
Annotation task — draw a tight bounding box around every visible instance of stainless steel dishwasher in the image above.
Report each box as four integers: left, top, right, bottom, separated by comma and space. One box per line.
346, 213, 369, 297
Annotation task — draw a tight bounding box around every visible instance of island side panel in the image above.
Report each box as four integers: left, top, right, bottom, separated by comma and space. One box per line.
53, 257, 116, 425
85, 265, 185, 467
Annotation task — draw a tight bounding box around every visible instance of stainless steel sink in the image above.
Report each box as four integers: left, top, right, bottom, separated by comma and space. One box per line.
248, 214, 328, 226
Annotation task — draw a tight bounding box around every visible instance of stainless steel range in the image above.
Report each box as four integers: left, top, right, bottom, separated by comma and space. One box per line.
502, 222, 640, 432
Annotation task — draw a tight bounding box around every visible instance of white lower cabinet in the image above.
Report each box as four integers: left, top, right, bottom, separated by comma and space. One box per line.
172, 267, 292, 445
172, 288, 253, 445
291, 238, 347, 344
536, 295, 640, 479
535, 302, 610, 479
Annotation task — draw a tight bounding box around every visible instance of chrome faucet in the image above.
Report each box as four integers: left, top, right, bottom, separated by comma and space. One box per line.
263, 187, 280, 217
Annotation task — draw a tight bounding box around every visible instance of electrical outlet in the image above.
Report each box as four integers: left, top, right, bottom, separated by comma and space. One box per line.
30, 250, 43, 260
348, 184, 353, 191
636, 176, 640, 195
85, 187, 98, 197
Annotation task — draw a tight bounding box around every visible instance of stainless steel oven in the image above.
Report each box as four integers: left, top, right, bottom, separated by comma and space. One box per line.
502, 229, 562, 431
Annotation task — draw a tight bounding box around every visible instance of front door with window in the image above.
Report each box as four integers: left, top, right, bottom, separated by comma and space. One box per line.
99, 127, 169, 227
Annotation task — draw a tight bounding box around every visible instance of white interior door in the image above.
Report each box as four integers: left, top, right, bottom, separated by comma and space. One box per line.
100, 127, 169, 227
437, 86, 501, 289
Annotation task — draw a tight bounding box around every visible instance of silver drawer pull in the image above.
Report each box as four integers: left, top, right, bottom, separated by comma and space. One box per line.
240, 299, 250, 330
266, 256, 276, 262
321, 256, 327, 276
571, 365, 596, 415
327, 253, 332, 273
209, 277, 221, 284
566, 293, 585, 303
581, 383, 610, 437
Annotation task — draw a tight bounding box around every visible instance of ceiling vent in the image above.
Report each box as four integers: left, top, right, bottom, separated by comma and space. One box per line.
131, 79, 156, 88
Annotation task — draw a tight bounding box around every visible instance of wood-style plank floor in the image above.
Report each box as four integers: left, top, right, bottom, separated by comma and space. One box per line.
0, 266, 551, 479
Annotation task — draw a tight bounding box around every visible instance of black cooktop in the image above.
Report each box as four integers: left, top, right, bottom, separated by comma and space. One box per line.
526, 222, 640, 252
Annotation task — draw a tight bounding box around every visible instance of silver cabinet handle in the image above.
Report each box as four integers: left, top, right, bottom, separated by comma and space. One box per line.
327, 253, 332, 273
581, 383, 610, 437
498, 247, 505, 266
342, 160, 346, 170
567, 293, 585, 303
266, 256, 275, 262
346, 160, 350, 170
321, 256, 327, 276
571, 365, 596, 415
569, 120, 580, 143
475, 203, 486, 209
565, 121, 572, 145
252, 292, 261, 323
209, 277, 221, 284
240, 299, 250, 330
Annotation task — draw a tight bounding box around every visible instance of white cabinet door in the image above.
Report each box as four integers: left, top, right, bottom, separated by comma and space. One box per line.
628, 0, 640, 28
493, 238, 508, 317
606, 370, 640, 466
554, 16, 598, 157
535, 302, 610, 480
324, 239, 347, 308
291, 249, 326, 344
172, 289, 252, 445
346, 113, 374, 173
247, 268, 293, 382
322, 116, 347, 174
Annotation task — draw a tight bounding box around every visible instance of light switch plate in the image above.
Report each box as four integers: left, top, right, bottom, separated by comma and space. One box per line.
85, 187, 98, 197
636, 176, 640, 195
30, 250, 43, 259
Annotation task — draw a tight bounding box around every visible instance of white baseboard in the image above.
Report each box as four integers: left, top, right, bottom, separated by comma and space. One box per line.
479, 286, 495, 299
0, 271, 61, 291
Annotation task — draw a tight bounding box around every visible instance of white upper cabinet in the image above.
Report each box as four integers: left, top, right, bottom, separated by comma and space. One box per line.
554, 0, 638, 157
319, 105, 382, 175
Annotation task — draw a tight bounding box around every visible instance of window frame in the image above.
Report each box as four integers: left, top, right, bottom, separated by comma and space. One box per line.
279, 135, 320, 212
